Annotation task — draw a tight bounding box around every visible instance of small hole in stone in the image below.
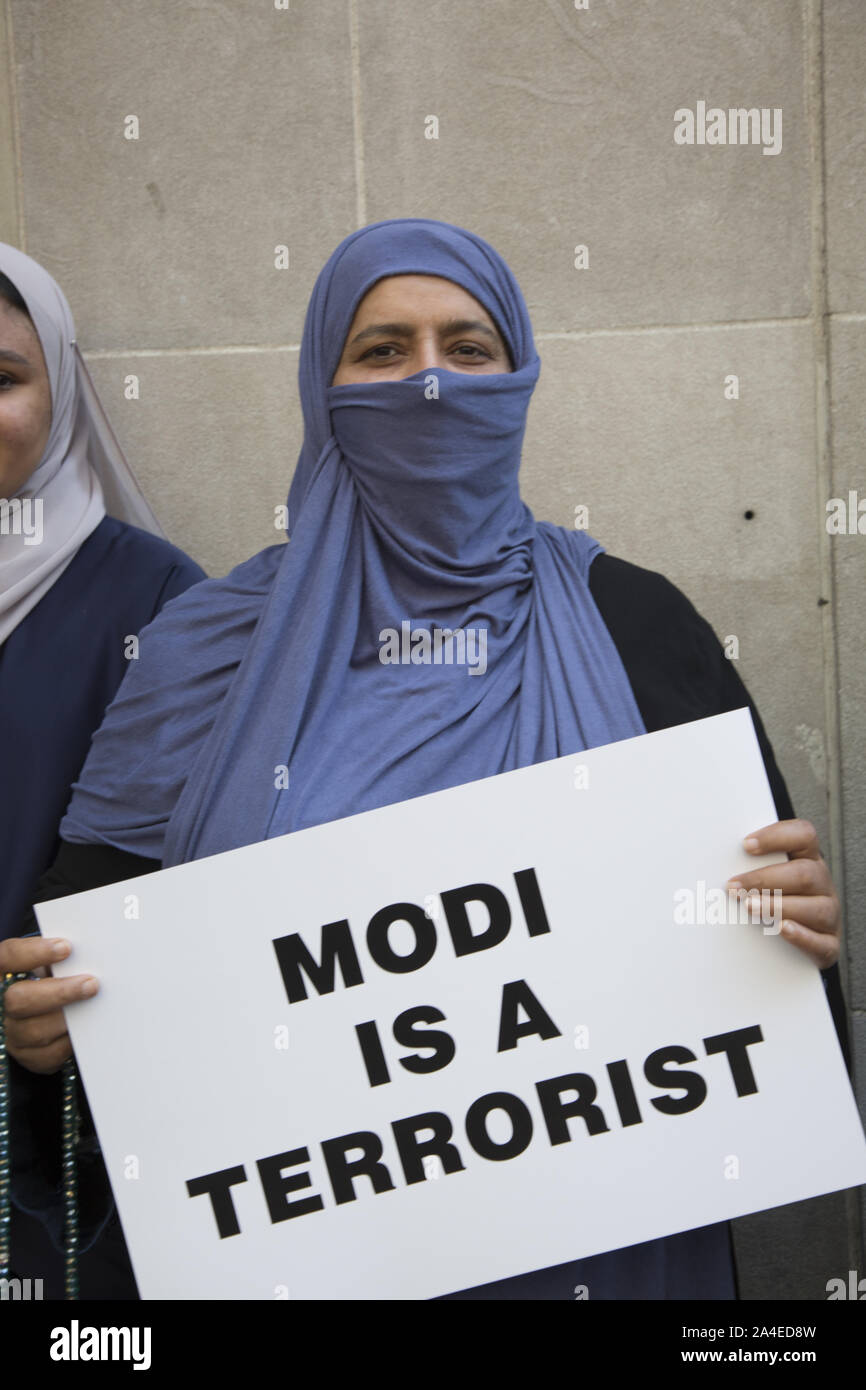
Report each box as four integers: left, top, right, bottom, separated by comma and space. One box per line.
743, 509, 755, 520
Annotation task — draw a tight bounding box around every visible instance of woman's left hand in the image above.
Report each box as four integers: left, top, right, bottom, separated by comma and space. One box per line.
725, 819, 840, 969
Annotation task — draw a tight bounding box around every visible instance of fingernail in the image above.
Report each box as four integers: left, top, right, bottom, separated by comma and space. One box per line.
49, 940, 70, 958
781, 920, 796, 937
80, 978, 98, 996
743, 837, 761, 853
726, 880, 743, 893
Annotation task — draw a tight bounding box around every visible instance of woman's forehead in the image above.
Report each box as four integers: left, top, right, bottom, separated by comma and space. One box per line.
346, 273, 498, 326
0, 296, 48, 372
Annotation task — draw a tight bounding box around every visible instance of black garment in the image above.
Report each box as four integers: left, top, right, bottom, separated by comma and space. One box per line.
592, 558, 847, 1068
9, 553, 851, 1299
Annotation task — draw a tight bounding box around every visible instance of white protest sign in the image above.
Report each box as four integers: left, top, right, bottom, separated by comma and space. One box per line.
40, 708, 866, 1300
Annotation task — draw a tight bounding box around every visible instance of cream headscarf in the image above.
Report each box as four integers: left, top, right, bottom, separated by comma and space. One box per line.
0, 242, 163, 645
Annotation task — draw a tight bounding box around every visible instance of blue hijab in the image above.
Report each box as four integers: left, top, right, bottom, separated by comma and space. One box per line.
62, 218, 646, 864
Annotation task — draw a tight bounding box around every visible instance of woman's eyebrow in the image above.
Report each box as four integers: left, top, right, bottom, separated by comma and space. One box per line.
0, 348, 32, 365
348, 318, 502, 347
348, 321, 414, 345
439, 317, 501, 343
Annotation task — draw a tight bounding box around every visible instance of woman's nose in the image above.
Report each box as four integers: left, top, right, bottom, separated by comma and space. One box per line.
415, 355, 446, 376
412, 332, 447, 375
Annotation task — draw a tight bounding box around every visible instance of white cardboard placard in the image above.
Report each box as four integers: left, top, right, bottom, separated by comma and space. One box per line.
39, 709, 866, 1299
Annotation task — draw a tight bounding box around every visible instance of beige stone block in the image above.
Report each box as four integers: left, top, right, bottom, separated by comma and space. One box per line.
359, 0, 809, 329
10, 0, 357, 348
825, 1, 866, 312
732, 1191, 852, 1300
0, 4, 21, 244
521, 325, 830, 848
829, 321, 866, 1010
85, 347, 302, 579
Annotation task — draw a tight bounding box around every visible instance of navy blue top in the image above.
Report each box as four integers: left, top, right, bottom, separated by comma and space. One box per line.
0, 515, 205, 941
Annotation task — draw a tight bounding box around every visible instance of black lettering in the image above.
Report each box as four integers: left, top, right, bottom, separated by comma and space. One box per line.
391, 1112, 466, 1184
355, 1019, 390, 1087
497, 979, 561, 1051
366, 903, 437, 974
644, 1046, 708, 1115
256, 1148, 324, 1223
394, 1005, 456, 1074
703, 1025, 763, 1096
440, 882, 511, 957
513, 867, 552, 938
320, 1131, 396, 1205
536, 1073, 609, 1141
606, 1059, 642, 1127
272, 919, 363, 1004
465, 1091, 533, 1161
186, 1164, 248, 1238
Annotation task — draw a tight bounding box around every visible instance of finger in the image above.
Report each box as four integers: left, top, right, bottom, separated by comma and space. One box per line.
4, 974, 98, 1019
12, 1037, 73, 1076
779, 919, 840, 969
0, 936, 71, 974
730, 891, 838, 934
742, 819, 821, 860
753, 895, 838, 934
8, 1012, 71, 1050
726, 858, 832, 896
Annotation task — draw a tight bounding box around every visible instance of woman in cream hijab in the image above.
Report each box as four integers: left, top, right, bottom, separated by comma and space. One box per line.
0, 243, 204, 1295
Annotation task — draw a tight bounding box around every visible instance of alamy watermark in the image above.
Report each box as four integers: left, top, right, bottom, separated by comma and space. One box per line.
674, 881, 783, 934
0, 496, 43, 544
49, 1320, 151, 1370
826, 490, 866, 534
0, 1276, 43, 1300
674, 102, 782, 156
379, 620, 487, 675
826, 1270, 866, 1299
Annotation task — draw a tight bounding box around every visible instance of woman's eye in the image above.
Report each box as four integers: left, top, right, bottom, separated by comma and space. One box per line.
452, 344, 491, 360
361, 344, 399, 361
357, 342, 493, 365
0, 372, 15, 389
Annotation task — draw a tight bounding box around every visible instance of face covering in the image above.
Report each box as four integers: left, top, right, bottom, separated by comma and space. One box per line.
61, 218, 646, 863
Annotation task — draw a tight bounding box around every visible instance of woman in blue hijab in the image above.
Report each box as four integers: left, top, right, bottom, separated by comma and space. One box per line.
57, 218, 646, 862
2, 219, 845, 1300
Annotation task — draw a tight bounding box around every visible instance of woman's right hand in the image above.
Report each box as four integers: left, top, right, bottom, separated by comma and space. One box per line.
0, 936, 98, 1075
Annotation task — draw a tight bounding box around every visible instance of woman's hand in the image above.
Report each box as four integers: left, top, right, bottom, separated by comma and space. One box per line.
0, 936, 98, 1075
726, 819, 840, 969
